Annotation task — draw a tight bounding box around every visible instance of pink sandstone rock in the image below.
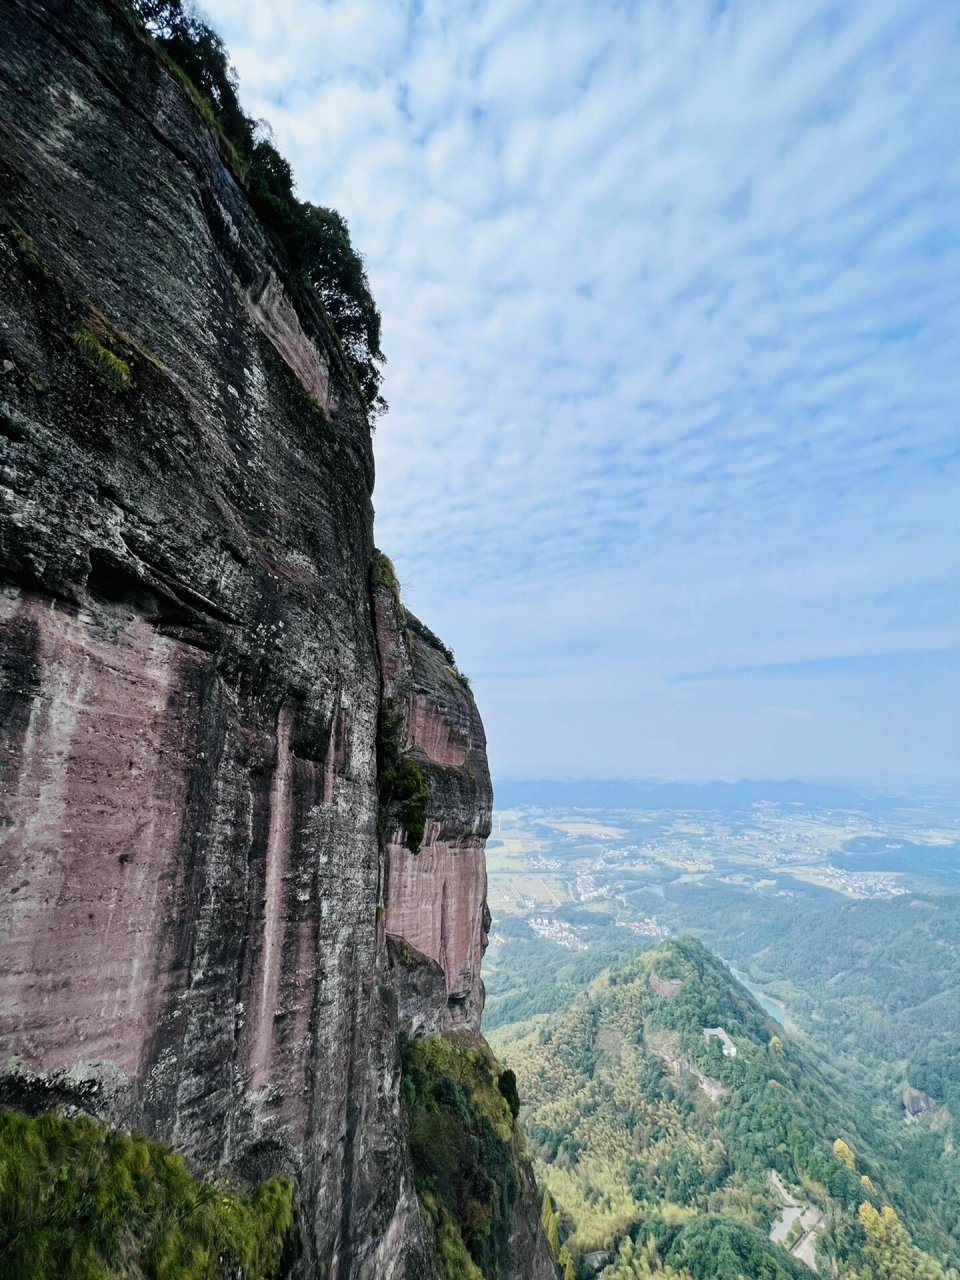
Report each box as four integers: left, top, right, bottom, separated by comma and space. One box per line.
0, 590, 202, 1077
406, 694, 467, 768
386, 835, 489, 1023
374, 580, 492, 1030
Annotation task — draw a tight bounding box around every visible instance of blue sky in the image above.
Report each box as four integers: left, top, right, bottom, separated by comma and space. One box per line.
204, 0, 960, 786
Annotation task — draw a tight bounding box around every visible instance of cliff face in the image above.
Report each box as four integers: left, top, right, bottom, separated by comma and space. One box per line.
0, 2, 552, 1277
374, 585, 491, 1032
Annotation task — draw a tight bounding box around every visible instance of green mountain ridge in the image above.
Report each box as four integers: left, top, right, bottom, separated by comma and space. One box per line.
490, 938, 959, 1280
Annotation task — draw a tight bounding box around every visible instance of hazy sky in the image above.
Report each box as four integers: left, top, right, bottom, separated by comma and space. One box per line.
204, 0, 959, 786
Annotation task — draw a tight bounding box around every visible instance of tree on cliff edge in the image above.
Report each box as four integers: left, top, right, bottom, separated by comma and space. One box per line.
131, 0, 386, 415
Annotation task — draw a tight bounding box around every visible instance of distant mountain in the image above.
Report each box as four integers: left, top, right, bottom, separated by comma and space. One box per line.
490, 938, 958, 1280
492, 779, 908, 815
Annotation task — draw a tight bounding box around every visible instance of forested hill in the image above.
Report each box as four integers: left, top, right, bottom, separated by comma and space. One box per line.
490, 938, 959, 1280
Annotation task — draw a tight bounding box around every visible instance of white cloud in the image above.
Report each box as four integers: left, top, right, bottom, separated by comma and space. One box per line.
204, 0, 960, 783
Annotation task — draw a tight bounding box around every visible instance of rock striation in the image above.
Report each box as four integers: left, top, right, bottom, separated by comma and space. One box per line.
374, 579, 492, 1032
0, 1, 553, 1276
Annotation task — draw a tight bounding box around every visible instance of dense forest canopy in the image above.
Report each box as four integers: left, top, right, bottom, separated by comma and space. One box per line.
491, 939, 960, 1280
129, 0, 386, 416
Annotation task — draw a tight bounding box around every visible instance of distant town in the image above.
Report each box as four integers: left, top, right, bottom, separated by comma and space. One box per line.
484, 792, 954, 940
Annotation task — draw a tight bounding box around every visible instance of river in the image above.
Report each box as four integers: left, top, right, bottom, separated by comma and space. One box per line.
732, 970, 790, 1026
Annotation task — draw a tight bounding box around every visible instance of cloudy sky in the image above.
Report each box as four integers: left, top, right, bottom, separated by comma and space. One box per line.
204, 0, 959, 787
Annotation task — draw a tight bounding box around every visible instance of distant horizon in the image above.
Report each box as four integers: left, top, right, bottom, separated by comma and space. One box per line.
490, 774, 960, 804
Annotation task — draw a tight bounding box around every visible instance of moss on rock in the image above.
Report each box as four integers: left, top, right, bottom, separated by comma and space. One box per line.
377, 701, 429, 854
72, 326, 133, 391
401, 1035, 520, 1279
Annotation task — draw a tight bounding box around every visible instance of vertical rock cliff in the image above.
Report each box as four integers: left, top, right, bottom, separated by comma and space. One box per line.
0, 1, 555, 1277
374, 575, 491, 1033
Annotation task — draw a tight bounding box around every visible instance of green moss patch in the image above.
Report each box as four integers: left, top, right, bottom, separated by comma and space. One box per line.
70, 305, 164, 393
377, 703, 429, 854
9, 225, 43, 273
420, 1193, 484, 1280
0, 208, 56, 288
72, 326, 132, 391
402, 1036, 519, 1279
0, 1109, 294, 1280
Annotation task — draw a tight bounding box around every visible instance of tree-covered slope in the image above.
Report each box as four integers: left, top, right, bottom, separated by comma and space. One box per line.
0, 1111, 293, 1279
490, 938, 959, 1280
682, 890, 960, 1069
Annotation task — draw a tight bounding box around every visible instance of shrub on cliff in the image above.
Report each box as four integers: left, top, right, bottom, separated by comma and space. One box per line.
377, 703, 429, 853
0, 1109, 293, 1279
497, 1068, 521, 1121
128, 0, 386, 416
404, 609, 456, 666
401, 1036, 519, 1280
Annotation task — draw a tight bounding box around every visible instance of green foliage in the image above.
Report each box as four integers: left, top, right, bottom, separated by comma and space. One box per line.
293, 204, 385, 413
653, 886, 960, 1254
664, 1214, 810, 1280
0, 1109, 293, 1279
377, 703, 429, 853
490, 937, 959, 1276
498, 1069, 521, 1121
603, 1233, 692, 1278
420, 1193, 485, 1280
541, 1190, 561, 1258
128, 0, 385, 415
404, 609, 457, 667
6, 220, 44, 273
403, 608, 475, 692
676, 887, 960, 1070
908, 1041, 960, 1116
401, 1037, 518, 1280
72, 327, 132, 391
483, 927, 642, 1032
372, 549, 401, 598
0, 205, 59, 302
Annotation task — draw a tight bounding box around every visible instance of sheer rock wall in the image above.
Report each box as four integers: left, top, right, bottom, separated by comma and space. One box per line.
0, 2, 551, 1276
374, 583, 492, 1032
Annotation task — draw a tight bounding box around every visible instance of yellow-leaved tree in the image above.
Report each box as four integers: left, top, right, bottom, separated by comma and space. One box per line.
833, 1138, 856, 1171
854, 1202, 953, 1280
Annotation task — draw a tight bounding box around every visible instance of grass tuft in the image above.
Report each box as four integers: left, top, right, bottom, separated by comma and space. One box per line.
372, 549, 401, 597
0, 208, 56, 285
70, 306, 163, 390
10, 226, 42, 272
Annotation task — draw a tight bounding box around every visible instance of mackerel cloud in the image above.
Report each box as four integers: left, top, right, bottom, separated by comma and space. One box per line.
204, 0, 960, 782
